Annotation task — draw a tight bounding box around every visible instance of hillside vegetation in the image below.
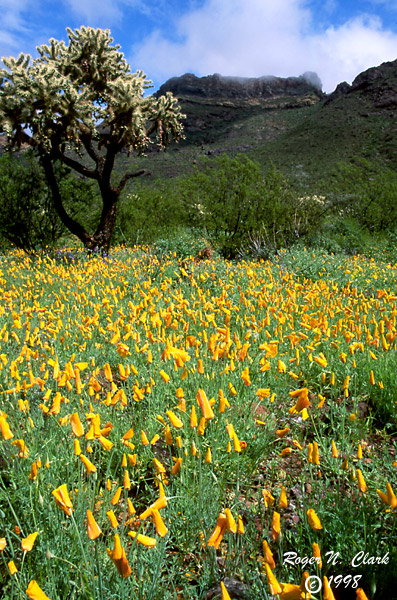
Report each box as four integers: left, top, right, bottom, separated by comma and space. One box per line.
114, 59, 397, 186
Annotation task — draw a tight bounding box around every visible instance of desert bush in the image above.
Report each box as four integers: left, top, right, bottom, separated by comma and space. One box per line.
307, 216, 374, 256
176, 155, 321, 258
0, 151, 100, 252
114, 182, 186, 246
327, 157, 397, 232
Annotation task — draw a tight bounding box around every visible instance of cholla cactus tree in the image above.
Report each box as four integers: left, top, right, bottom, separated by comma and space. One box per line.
0, 27, 184, 251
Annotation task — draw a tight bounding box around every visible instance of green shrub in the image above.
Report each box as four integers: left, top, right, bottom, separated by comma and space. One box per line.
0, 151, 100, 252
152, 227, 209, 259
114, 182, 185, 246
176, 155, 321, 258
307, 216, 374, 256
327, 157, 397, 233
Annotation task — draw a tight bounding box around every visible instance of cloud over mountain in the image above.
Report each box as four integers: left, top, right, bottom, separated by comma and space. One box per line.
130, 0, 397, 92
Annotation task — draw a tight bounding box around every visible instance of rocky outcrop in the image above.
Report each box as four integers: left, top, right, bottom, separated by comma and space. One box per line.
325, 58, 397, 108
351, 58, 397, 90
324, 81, 351, 103
156, 72, 323, 100
351, 58, 397, 108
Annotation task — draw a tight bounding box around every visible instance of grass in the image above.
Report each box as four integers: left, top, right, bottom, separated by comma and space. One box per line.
0, 245, 396, 600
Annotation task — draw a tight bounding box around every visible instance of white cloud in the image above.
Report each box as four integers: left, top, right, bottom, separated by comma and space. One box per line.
0, 0, 396, 93
130, 0, 397, 92
308, 15, 397, 90
0, 0, 31, 30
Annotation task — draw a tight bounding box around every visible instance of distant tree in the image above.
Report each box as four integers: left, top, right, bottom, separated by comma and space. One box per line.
0, 151, 61, 251
0, 27, 184, 251
0, 151, 100, 252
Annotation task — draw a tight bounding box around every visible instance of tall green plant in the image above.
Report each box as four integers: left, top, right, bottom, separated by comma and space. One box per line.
0, 27, 184, 252
328, 158, 397, 232
0, 151, 100, 252
114, 181, 185, 245
177, 155, 319, 258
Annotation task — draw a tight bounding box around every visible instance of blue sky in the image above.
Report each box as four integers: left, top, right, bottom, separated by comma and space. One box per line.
1, 0, 396, 92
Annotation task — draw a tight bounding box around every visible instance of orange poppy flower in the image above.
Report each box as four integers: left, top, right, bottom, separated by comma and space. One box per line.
207, 513, 227, 549
190, 405, 198, 428
271, 511, 281, 541
26, 580, 52, 600
278, 582, 303, 599
224, 508, 237, 533
312, 441, 320, 465
70, 412, 84, 437
160, 370, 170, 383
220, 582, 232, 600
0, 416, 13, 440
52, 484, 73, 516
79, 454, 97, 474
377, 482, 397, 509
166, 410, 183, 429
323, 576, 336, 600
264, 563, 282, 595
110, 486, 122, 506
262, 540, 276, 570
171, 457, 182, 475
279, 486, 288, 509
8, 560, 18, 575
356, 469, 367, 493
21, 532, 38, 552
29, 461, 39, 481
197, 389, 214, 420
277, 427, 290, 438
307, 508, 323, 531
331, 440, 338, 458
151, 509, 168, 537
128, 531, 157, 548
262, 489, 275, 508
140, 496, 167, 520
106, 510, 119, 528
124, 469, 131, 490
107, 534, 131, 577
87, 510, 102, 540
197, 417, 206, 436
313, 542, 322, 568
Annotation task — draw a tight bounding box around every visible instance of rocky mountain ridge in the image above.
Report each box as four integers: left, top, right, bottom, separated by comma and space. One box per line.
156, 71, 323, 100
155, 71, 325, 142
326, 58, 397, 109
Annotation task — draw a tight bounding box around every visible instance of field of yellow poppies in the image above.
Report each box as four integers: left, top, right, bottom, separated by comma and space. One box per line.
0, 246, 396, 600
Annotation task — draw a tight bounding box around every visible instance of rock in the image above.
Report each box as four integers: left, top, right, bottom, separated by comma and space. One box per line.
325, 58, 397, 109
206, 577, 250, 599
156, 72, 323, 100
324, 81, 351, 104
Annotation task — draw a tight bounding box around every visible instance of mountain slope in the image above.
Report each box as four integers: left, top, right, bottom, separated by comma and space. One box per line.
121, 59, 397, 186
